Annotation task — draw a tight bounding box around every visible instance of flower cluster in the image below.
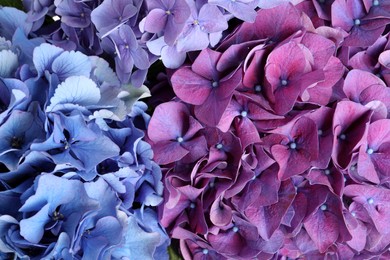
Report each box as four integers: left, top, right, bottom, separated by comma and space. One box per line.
0, 7, 168, 260
148, 1, 390, 259
23, 0, 151, 87
23, 0, 266, 74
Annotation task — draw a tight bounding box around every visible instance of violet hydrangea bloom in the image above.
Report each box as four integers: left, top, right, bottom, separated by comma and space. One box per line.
143, 0, 191, 45
147, 1, 390, 258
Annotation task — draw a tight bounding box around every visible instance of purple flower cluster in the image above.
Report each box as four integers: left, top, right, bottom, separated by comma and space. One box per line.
22, 0, 262, 85
147, 1, 390, 259
23, 0, 151, 87
143, 0, 259, 68
0, 8, 168, 259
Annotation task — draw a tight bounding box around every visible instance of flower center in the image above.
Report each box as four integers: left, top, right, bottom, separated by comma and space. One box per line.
232, 226, 239, 233
289, 142, 297, 149
165, 10, 172, 15
10, 136, 23, 149
339, 133, 346, 140
354, 19, 361, 26
367, 198, 374, 204
241, 111, 248, 117
255, 85, 262, 92
320, 204, 327, 211
373, 0, 379, 6
193, 19, 199, 25
324, 169, 331, 175
177, 137, 184, 143
318, 129, 323, 136
367, 148, 374, 154
190, 202, 196, 209
52, 210, 64, 221
212, 81, 219, 88
216, 143, 223, 150
80, 12, 85, 18
281, 79, 288, 86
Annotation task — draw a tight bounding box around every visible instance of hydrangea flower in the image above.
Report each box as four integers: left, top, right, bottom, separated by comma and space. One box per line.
0, 8, 169, 259
147, 1, 390, 259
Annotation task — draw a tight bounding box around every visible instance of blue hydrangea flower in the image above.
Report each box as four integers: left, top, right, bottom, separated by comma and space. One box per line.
0, 6, 169, 259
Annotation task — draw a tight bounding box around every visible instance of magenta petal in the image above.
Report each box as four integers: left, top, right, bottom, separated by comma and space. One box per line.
171, 67, 213, 105
208, 230, 243, 257
332, 101, 373, 169
210, 198, 233, 227
357, 145, 380, 184
344, 211, 367, 252
343, 69, 386, 102
217, 97, 241, 132
234, 117, 260, 149
152, 141, 189, 165
148, 102, 189, 142
194, 90, 232, 127
191, 49, 221, 80
304, 208, 340, 253
254, 3, 303, 41
245, 180, 296, 240
344, 184, 390, 234
272, 144, 311, 180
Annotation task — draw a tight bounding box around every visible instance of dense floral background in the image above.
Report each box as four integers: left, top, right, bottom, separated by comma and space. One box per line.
2, 0, 390, 259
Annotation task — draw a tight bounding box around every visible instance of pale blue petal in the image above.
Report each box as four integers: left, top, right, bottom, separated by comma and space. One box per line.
19, 204, 50, 243
33, 43, 64, 78
89, 56, 119, 86
0, 7, 32, 40
12, 28, 45, 66
46, 76, 101, 112
0, 50, 18, 78
111, 215, 161, 260
51, 50, 91, 81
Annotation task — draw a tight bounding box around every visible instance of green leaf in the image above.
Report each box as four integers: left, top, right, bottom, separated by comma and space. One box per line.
0, 0, 24, 10
168, 245, 182, 260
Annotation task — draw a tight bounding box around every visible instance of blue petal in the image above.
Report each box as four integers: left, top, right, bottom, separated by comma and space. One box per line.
82, 216, 123, 260
0, 50, 18, 78
84, 178, 120, 220
41, 232, 73, 260
111, 215, 161, 259
51, 50, 91, 81
46, 76, 101, 112
0, 215, 19, 254
20, 204, 50, 243
0, 7, 32, 40
135, 209, 170, 260
12, 28, 45, 66
89, 56, 119, 86
33, 43, 64, 78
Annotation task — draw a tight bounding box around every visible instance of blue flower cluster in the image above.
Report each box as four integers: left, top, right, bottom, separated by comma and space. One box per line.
0, 7, 168, 260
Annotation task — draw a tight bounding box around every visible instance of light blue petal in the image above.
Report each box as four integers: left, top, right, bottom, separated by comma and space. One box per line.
19, 204, 50, 243
0, 50, 18, 78
12, 28, 45, 66
51, 50, 91, 81
82, 216, 123, 260
33, 43, 64, 78
46, 76, 101, 112
41, 232, 72, 260
72, 134, 120, 171
0, 7, 32, 40
111, 215, 160, 260
89, 56, 119, 86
